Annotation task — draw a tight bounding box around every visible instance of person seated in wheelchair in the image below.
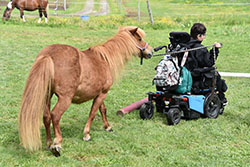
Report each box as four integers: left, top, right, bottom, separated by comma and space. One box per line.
185, 23, 228, 105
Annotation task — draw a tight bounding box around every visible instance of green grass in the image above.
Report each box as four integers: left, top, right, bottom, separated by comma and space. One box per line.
0, 0, 250, 166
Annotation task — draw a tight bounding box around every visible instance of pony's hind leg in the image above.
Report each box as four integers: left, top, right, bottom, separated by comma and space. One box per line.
50, 96, 72, 157
43, 100, 52, 149
83, 93, 108, 141
99, 103, 112, 132
38, 8, 43, 23
43, 8, 48, 23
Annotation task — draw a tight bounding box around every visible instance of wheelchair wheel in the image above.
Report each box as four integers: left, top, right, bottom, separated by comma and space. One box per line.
219, 107, 224, 115
140, 102, 154, 120
166, 108, 181, 125
204, 93, 221, 119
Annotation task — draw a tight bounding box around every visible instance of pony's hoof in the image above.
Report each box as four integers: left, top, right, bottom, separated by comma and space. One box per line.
46, 145, 51, 151
83, 134, 91, 141
46, 141, 53, 151
105, 127, 113, 132
37, 18, 41, 23
50, 146, 61, 157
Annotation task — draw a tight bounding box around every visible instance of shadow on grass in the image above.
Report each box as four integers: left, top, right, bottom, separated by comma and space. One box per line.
225, 111, 250, 127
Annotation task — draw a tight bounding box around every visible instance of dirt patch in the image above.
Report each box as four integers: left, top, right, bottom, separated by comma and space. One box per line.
0, 1, 8, 6
122, 0, 147, 18
48, 3, 70, 10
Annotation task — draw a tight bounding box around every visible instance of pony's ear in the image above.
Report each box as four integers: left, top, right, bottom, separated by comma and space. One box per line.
129, 28, 138, 35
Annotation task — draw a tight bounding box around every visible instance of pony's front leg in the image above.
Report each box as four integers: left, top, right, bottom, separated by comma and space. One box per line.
50, 96, 72, 157
83, 93, 107, 141
99, 103, 112, 132
20, 9, 26, 22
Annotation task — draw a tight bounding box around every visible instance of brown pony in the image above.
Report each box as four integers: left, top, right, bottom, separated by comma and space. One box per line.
2, 0, 48, 23
18, 26, 153, 157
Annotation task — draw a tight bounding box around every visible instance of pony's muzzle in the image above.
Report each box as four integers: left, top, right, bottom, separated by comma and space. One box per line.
143, 50, 153, 59
2, 15, 9, 21
144, 53, 152, 59
4, 17, 9, 21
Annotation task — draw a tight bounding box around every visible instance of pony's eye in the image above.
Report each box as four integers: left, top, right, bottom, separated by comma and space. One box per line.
139, 38, 142, 41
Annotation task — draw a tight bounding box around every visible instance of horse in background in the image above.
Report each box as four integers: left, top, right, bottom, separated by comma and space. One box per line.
2, 0, 48, 23
18, 26, 153, 157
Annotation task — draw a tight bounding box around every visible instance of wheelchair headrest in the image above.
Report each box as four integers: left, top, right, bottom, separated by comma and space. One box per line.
169, 32, 190, 48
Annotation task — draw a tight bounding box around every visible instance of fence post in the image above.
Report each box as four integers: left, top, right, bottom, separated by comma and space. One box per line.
146, 0, 154, 24
54, 0, 58, 14
117, 0, 122, 14
64, 0, 67, 10
137, 0, 140, 23
106, 0, 108, 15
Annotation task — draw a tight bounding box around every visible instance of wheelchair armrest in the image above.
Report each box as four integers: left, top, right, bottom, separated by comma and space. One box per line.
193, 67, 215, 73
154, 45, 168, 52
192, 67, 216, 77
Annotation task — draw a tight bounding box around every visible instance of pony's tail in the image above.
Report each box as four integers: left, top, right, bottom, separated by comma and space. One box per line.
19, 55, 54, 151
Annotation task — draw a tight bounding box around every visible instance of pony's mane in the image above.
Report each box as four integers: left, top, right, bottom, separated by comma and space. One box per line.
89, 26, 145, 80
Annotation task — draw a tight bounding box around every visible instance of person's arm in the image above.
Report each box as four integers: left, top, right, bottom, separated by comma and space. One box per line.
209, 47, 219, 60
196, 48, 215, 67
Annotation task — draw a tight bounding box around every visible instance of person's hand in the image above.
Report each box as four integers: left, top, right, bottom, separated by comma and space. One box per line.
214, 42, 222, 48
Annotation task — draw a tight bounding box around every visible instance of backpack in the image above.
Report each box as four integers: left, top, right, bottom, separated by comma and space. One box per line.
175, 66, 192, 94
153, 32, 192, 93
153, 55, 180, 91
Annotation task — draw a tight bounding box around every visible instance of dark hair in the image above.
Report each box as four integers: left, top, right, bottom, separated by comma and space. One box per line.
190, 23, 206, 39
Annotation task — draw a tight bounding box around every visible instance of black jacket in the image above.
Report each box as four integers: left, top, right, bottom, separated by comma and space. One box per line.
182, 39, 227, 98
184, 39, 219, 71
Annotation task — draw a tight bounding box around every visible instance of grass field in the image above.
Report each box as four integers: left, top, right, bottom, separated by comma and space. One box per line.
0, 0, 250, 167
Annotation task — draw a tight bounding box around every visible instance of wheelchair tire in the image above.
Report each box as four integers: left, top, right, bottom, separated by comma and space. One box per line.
204, 93, 221, 119
219, 107, 224, 115
167, 108, 181, 125
140, 102, 154, 120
